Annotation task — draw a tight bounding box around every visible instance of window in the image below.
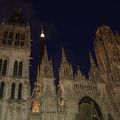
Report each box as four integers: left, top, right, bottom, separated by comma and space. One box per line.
13, 61, 18, 76
11, 83, 15, 99
0, 59, 7, 76
0, 59, 2, 74
2, 31, 8, 45
65, 67, 68, 75
0, 82, 5, 98
8, 32, 13, 45
20, 34, 25, 47
18, 83, 22, 99
13, 61, 23, 77
15, 33, 20, 46
18, 62, 23, 77
2, 60, 7, 75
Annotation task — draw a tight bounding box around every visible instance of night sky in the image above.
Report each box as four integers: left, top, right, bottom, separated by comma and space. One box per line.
0, 0, 120, 90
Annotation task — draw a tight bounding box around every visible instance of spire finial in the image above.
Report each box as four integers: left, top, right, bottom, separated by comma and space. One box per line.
77, 66, 82, 78
75, 66, 85, 80
40, 26, 45, 38
61, 46, 66, 58
61, 46, 67, 63
89, 51, 96, 68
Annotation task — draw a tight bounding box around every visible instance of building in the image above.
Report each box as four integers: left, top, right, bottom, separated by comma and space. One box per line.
0, 10, 120, 120
0, 9, 31, 120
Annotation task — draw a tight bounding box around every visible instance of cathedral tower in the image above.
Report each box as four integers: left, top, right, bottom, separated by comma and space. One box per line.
0, 9, 31, 120
94, 26, 120, 117
30, 28, 56, 120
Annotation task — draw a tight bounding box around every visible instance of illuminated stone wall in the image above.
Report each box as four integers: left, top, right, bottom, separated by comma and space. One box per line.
0, 15, 31, 120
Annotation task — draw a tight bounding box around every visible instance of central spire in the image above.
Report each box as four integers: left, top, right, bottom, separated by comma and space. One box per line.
31, 27, 53, 113
39, 27, 53, 77
39, 27, 46, 65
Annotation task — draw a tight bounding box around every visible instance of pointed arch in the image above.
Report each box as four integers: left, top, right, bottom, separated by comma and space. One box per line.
0, 82, 5, 98
18, 61, 23, 77
65, 66, 68, 75
11, 83, 15, 99
8, 32, 13, 45
15, 33, 20, 46
79, 96, 103, 120
44, 65, 47, 74
2, 60, 7, 75
18, 83, 22, 99
13, 61, 18, 76
2, 31, 8, 45
20, 34, 25, 47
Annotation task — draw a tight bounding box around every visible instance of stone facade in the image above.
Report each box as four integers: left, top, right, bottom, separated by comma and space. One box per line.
0, 10, 31, 120
29, 26, 120, 120
0, 11, 120, 120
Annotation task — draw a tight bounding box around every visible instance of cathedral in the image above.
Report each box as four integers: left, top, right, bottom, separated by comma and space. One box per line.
0, 10, 120, 120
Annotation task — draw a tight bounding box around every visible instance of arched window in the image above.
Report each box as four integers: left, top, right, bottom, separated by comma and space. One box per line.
0, 59, 2, 74
65, 66, 68, 75
44, 66, 47, 74
0, 82, 5, 98
2, 31, 8, 45
18, 83, 22, 99
2, 60, 7, 75
8, 32, 13, 45
11, 83, 15, 99
13, 61, 18, 76
18, 62, 23, 77
20, 34, 25, 47
15, 33, 20, 46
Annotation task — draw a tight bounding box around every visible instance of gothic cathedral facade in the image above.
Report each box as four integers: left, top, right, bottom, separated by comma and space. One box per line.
0, 10, 31, 120
0, 11, 120, 120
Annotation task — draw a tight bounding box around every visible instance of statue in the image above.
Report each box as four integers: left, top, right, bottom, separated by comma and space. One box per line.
57, 80, 65, 107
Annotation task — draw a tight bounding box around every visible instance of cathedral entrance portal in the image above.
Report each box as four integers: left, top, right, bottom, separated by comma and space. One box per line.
79, 96, 103, 120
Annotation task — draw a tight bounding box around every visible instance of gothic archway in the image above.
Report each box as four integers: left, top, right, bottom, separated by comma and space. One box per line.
79, 96, 103, 120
